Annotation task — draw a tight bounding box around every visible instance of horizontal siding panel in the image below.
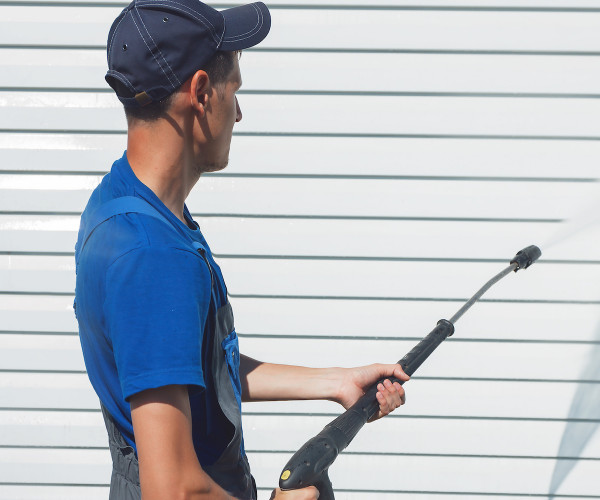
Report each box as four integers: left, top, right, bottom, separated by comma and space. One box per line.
0, 372, 592, 419
0, 447, 111, 484
4, 93, 600, 138
2, 134, 599, 179
2, 8, 600, 51
0, 411, 107, 448
205, 260, 600, 303
219, 259, 600, 303
231, 298, 600, 342
243, 51, 600, 93
6, 49, 600, 95
3, 255, 597, 302
241, 338, 596, 381
1, 333, 597, 382
0, 133, 126, 174
3, 294, 599, 343
0, 48, 107, 90
0, 372, 101, 410
0, 295, 78, 333
223, 259, 599, 302
199, 218, 599, 262
0, 334, 85, 372
0, 226, 78, 254
251, 417, 600, 460
2, 447, 598, 496
4, 216, 600, 262
3, 411, 597, 460
2, 175, 599, 220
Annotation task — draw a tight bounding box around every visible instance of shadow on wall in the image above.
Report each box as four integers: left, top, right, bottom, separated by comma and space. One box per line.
548, 321, 600, 499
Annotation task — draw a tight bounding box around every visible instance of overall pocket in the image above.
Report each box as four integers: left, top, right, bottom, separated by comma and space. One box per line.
221, 329, 242, 411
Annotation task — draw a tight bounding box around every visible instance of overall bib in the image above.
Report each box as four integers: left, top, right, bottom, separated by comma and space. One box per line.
79, 196, 256, 500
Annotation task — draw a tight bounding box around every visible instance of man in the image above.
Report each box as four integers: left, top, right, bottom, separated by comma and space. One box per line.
74, 1, 409, 499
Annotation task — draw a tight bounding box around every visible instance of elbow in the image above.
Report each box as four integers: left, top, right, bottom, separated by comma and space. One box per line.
176, 479, 220, 500
143, 477, 218, 500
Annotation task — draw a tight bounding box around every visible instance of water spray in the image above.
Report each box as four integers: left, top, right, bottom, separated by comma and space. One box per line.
279, 245, 543, 499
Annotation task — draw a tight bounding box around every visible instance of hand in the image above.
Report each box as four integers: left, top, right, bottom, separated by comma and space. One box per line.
333, 363, 409, 421
270, 486, 319, 499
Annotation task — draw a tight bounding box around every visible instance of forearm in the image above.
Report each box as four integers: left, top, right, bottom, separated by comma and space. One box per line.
240, 355, 409, 421
240, 354, 342, 403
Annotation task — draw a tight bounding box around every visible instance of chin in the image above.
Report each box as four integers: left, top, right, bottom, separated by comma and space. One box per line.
197, 158, 229, 174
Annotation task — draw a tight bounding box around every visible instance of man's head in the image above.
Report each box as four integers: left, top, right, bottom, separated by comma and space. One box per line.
105, 0, 270, 173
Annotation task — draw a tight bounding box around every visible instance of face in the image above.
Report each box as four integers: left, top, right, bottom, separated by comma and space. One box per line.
195, 56, 243, 173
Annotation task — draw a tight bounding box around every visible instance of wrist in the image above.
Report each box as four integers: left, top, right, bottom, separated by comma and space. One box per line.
323, 366, 347, 404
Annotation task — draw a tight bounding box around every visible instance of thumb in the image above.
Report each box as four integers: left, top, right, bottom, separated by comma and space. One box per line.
379, 363, 410, 381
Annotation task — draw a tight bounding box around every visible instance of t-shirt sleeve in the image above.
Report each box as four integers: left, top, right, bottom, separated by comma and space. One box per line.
104, 244, 210, 400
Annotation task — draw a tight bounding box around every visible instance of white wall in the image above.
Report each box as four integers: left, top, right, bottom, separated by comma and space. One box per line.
1, 1, 599, 499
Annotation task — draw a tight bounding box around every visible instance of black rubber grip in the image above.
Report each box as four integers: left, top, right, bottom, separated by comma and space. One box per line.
279, 319, 455, 495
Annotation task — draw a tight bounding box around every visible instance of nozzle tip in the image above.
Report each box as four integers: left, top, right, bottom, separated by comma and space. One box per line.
510, 245, 542, 271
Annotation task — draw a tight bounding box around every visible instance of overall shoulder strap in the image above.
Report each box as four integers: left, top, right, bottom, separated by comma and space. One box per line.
80, 196, 171, 253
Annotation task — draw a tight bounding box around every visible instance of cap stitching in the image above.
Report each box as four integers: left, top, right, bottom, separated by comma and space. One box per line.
107, 12, 128, 61
131, 10, 179, 89
222, 3, 263, 42
135, 5, 181, 87
135, 0, 220, 44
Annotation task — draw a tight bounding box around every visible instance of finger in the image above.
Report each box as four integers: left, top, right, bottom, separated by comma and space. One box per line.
375, 363, 410, 382
393, 364, 410, 381
377, 384, 396, 413
382, 379, 402, 410
271, 486, 320, 499
394, 382, 406, 405
376, 390, 390, 416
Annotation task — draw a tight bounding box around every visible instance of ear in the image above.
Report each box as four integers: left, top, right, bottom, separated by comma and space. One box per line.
189, 70, 210, 117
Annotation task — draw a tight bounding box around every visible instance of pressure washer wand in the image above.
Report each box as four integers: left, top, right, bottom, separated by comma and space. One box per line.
279, 245, 542, 500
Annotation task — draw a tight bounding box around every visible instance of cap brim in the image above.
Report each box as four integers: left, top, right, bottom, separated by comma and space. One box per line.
220, 2, 271, 51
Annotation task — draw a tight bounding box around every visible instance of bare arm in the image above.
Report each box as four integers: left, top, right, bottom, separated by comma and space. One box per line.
130, 384, 235, 500
239, 355, 409, 420
240, 355, 340, 402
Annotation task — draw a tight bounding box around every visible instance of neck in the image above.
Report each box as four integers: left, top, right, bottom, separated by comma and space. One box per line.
126, 120, 199, 225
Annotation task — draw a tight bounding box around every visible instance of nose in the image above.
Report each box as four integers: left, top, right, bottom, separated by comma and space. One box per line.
235, 96, 242, 123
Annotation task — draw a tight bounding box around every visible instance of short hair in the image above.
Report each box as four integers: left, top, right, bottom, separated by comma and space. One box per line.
122, 50, 237, 123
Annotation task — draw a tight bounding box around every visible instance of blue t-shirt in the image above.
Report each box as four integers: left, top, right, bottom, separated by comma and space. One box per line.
74, 152, 238, 465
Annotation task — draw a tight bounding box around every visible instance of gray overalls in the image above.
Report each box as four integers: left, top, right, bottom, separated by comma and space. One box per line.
80, 196, 256, 499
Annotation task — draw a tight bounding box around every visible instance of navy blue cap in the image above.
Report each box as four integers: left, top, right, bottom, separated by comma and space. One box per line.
105, 0, 271, 107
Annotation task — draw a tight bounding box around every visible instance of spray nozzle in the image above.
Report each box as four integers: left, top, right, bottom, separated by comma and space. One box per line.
510, 245, 542, 272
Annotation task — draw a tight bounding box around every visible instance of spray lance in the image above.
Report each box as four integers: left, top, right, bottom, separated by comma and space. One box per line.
278, 245, 542, 499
